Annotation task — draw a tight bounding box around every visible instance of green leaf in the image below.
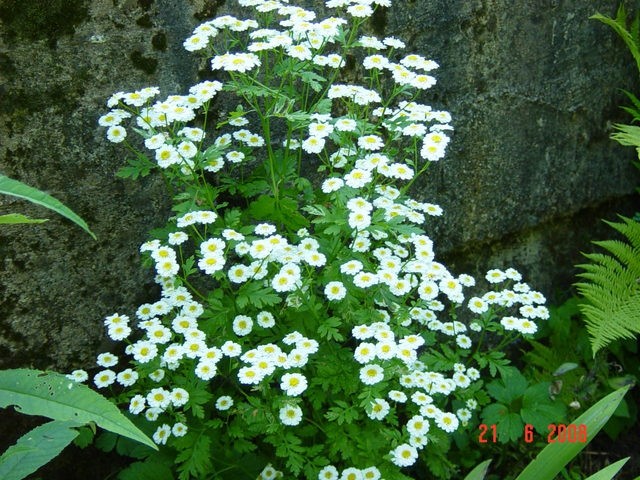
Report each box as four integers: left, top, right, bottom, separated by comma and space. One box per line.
553, 362, 579, 376
610, 123, 640, 148
317, 317, 344, 341
0, 174, 96, 239
118, 457, 174, 480
312, 98, 332, 115
237, 179, 270, 198
0, 213, 48, 225
498, 413, 524, 443
183, 386, 213, 420
521, 383, 566, 432
248, 195, 277, 220
299, 70, 326, 92
247, 195, 308, 230
591, 6, 640, 75
325, 401, 360, 425
583, 457, 629, 480
515, 385, 631, 480
116, 154, 154, 180
72, 424, 95, 449
236, 282, 281, 310
486, 369, 527, 404
174, 432, 213, 480
95, 431, 118, 452
0, 420, 80, 480
301, 204, 327, 217
463, 459, 492, 480
575, 216, 640, 354
480, 403, 508, 427
0, 369, 156, 450
116, 434, 154, 459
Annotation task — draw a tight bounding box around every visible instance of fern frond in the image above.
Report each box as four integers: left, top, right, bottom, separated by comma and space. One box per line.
591, 6, 640, 74
592, 239, 640, 274
606, 216, 640, 247
621, 90, 640, 123
575, 216, 640, 355
611, 124, 640, 149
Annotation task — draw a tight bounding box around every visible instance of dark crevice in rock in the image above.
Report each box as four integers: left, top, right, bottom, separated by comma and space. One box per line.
136, 13, 154, 28
152, 31, 168, 50
195, 0, 226, 21
371, 4, 388, 36
129, 49, 158, 74
0, 0, 89, 46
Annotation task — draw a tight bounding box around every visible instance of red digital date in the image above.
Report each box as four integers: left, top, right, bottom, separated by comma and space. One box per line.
547, 423, 587, 443
479, 423, 588, 444
478, 423, 497, 443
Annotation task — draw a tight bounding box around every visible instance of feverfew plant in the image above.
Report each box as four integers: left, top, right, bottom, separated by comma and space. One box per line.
87, 1, 551, 478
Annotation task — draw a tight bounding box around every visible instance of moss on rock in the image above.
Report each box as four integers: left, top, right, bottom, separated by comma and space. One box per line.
0, 0, 89, 46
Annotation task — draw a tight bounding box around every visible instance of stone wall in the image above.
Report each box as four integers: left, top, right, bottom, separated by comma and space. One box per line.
395, 0, 640, 293
0, 0, 638, 373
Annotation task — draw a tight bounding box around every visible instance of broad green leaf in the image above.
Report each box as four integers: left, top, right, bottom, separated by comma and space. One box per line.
583, 457, 629, 480
0, 213, 48, 225
486, 369, 527, 404
521, 383, 566, 432
248, 195, 277, 220
515, 385, 631, 480
497, 413, 524, 443
72, 425, 95, 449
0, 420, 80, 480
463, 459, 492, 480
0, 174, 96, 239
0, 369, 156, 450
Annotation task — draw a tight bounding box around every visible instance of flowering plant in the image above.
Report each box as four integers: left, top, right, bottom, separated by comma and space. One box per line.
85, 0, 551, 478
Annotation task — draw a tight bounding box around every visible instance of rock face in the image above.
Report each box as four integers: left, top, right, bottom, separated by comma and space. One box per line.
0, 0, 638, 376
389, 0, 640, 291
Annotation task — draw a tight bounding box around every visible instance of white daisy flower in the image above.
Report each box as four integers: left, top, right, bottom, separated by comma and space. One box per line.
280, 373, 308, 396
324, 281, 347, 301
390, 443, 418, 467
359, 364, 384, 385
279, 404, 303, 426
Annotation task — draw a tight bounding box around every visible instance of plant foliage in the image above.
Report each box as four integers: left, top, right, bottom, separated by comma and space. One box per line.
575, 216, 640, 354
465, 385, 632, 480
0, 420, 81, 480
0, 174, 96, 239
91, 1, 556, 478
591, 5, 640, 75
0, 369, 156, 450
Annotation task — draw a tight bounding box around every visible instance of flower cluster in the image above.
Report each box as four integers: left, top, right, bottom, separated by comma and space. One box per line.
85, 0, 549, 478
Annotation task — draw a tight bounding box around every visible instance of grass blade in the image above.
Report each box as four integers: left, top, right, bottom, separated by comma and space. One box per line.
515, 385, 630, 480
464, 459, 492, 480
0, 214, 48, 225
0, 174, 96, 239
583, 457, 629, 480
